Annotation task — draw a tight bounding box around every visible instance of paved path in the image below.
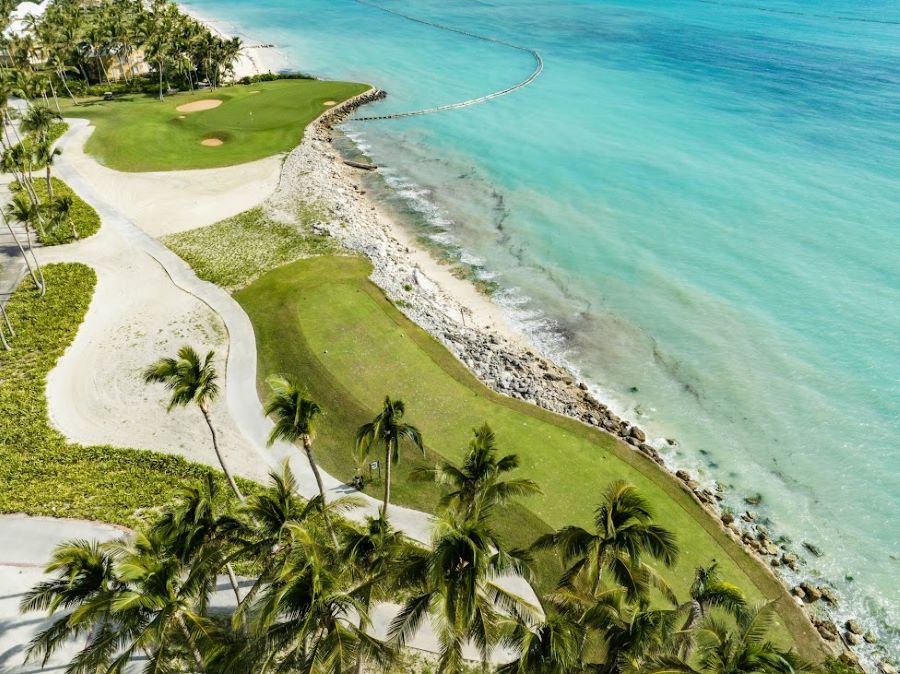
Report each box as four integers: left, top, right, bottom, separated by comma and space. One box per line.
0, 515, 127, 674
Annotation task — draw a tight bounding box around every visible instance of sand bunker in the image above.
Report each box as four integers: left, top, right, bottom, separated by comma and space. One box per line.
323, 100, 337, 106
177, 99, 223, 113
201, 138, 224, 147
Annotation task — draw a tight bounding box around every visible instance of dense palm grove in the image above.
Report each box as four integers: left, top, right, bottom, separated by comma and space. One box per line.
0, 0, 243, 348
1, 0, 243, 101
20, 345, 814, 673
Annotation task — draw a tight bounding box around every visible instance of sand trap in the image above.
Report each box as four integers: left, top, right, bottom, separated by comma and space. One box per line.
201, 138, 224, 147
323, 100, 337, 106
176, 99, 223, 113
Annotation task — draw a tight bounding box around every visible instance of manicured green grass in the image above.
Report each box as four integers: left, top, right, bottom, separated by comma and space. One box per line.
0, 264, 254, 528
12, 177, 101, 245
163, 205, 342, 291
62, 80, 370, 171
234, 256, 826, 660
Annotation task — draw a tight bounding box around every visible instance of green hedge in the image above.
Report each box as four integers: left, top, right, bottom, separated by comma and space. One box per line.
162, 205, 342, 291
11, 176, 101, 245
0, 264, 253, 527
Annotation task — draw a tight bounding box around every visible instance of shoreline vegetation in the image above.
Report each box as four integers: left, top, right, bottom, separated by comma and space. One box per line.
0, 0, 885, 670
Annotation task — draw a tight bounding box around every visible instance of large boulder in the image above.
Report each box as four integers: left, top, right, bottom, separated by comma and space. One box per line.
628, 426, 646, 442
799, 582, 821, 602
845, 619, 862, 635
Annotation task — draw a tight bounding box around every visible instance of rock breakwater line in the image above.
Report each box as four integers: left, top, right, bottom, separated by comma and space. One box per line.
270, 91, 856, 665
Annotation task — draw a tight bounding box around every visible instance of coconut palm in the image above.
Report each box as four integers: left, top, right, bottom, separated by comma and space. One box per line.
497, 607, 585, 674
144, 345, 244, 500
355, 396, 424, 517
22, 530, 215, 673
533, 481, 678, 599
4, 192, 45, 294
417, 423, 541, 520
642, 604, 809, 674
341, 515, 410, 674
20, 539, 120, 667
244, 525, 389, 674
0, 205, 43, 295
33, 139, 60, 198
391, 511, 540, 673
50, 193, 77, 240
676, 563, 747, 659
264, 375, 337, 546
19, 102, 60, 142
151, 472, 244, 603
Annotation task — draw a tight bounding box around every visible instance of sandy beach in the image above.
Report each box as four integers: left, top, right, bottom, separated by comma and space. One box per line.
179, 4, 291, 80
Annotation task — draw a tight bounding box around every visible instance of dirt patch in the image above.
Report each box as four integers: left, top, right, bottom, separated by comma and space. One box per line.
176, 99, 223, 113
323, 100, 337, 106
200, 138, 224, 147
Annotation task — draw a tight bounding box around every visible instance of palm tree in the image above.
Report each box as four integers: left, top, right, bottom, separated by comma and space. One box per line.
497, 607, 585, 674
50, 193, 77, 240
224, 517, 390, 674
152, 472, 244, 603
20, 539, 120, 667
677, 563, 747, 659
4, 192, 45, 294
264, 375, 337, 546
0, 205, 43, 295
391, 511, 540, 673
33, 139, 60, 199
144, 345, 244, 500
417, 423, 541, 520
643, 604, 809, 674
20, 102, 60, 143
532, 481, 678, 599
355, 396, 424, 517
22, 530, 215, 673
341, 515, 409, 674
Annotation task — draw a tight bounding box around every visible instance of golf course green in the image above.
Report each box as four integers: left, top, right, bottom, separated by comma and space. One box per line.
234, 255, 824, 659
64, 79, 370, 171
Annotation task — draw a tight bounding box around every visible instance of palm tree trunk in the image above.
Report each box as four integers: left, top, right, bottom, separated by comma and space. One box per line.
199, 406, 244, 501
57, 69, 78, 106
47, 78, 62, 115
0, 322, 9, 350
0, 301, 14, 337
176, 614, 205, 672
46, 166, 53, 200
381, 442, 392, 518
23, 224, 46, 297
225, 561, 242, 604
303, 438, 338, 547
1, 210, 42, 293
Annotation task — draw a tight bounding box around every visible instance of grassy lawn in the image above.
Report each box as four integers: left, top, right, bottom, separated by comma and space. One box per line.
234, 256, 826, 660
62, 79, 370, 171
0, 263, 254, 528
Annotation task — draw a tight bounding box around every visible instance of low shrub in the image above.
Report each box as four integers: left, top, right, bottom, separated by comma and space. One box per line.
162, 205, 343, 290
0, 264, 254, 527
237, 72, 315, 85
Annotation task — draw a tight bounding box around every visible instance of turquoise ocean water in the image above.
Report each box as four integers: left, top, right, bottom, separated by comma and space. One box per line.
185, 0, 899, 655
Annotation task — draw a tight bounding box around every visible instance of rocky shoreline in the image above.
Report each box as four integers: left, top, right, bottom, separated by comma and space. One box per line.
266, 89, 886, 671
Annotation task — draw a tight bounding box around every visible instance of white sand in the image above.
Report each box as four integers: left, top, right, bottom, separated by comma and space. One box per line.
201, 137, 224, 146
177, 98, 223, 113
41, 212, 271, 485
180, 6, 291, 80
62, 124, 281, 237
40, 121, 275, 483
